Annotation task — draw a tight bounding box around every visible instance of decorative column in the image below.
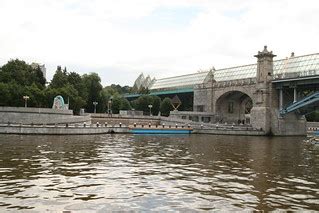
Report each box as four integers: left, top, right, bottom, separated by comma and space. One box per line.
293, 87, 297, 103
279, 88, 283, 110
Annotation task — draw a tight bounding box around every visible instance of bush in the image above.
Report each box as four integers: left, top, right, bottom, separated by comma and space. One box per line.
160, 97, 173, 116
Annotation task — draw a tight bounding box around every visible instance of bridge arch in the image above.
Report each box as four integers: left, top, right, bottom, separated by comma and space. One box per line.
215, 90, 253, 124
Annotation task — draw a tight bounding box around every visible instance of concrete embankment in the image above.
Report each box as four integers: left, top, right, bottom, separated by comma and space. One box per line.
193, 128, 265, 136
0, 124, 128, 135
0, 107, 91, 125
160, 116, 265, 136
91, 113, 160, 126
307, 122, 319, 134
0, 107, 286, 136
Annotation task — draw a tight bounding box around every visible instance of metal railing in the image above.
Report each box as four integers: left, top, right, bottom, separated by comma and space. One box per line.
280, 91, 319, 115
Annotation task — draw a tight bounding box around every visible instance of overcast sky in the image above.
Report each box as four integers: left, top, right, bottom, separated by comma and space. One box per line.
0, 0, 318, 86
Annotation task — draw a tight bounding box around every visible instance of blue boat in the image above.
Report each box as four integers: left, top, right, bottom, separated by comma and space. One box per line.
129, 127, 192, 134
315, 130, 319, 136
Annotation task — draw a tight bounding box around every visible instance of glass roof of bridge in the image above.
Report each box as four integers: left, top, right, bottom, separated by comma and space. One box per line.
148, 53, 319, 91
150, 71, 211, 90
214, 64, 257, 81
273, 53, 319, 77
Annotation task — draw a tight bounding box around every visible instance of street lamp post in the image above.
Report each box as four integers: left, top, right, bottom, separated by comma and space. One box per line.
148, 104, 153, 116
107, 96, 113, 117
93, 101, 98, 113
23, 96, 30, 108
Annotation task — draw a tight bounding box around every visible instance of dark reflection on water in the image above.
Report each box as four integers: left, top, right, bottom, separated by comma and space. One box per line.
0, 134, 318, 211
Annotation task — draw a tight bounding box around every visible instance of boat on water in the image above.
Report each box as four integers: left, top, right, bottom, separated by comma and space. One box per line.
129, 125, 192, 134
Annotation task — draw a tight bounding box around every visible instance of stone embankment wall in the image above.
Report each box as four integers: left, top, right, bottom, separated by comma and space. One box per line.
0, 107, 91, 125
307, 122, 319, 132
91, 113, 160, 126
307, 122, 319, 128
0, 124, 128, 135
160, 116, 265, 136
194, 128, 265, 136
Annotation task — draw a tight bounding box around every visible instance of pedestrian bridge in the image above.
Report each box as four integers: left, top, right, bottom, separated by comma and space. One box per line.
129, 47, 319, 135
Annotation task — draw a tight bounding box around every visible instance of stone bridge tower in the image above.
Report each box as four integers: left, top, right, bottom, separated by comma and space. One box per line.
250, 46, 306, 135
250, 46, 276, 134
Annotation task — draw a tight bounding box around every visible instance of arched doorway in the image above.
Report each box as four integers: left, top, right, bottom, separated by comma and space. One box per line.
215, 91, 253, 124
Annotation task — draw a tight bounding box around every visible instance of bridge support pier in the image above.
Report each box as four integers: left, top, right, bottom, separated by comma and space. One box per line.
250, 107, 271, 133
251, 46, 306, 136
272, 112, 307, 136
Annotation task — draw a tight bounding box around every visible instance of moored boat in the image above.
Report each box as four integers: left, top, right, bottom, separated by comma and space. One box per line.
129, 125, 192, 134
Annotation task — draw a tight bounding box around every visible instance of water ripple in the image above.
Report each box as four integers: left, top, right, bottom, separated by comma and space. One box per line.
0, 134, 318, 211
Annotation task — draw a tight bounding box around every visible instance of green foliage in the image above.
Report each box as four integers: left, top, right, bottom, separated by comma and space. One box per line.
306, 110, 319, 122
110, 95, 122, 114
33, 65, 46, 88
25, 83, 46, 107
50, 66, 68, 89
0, 82, 26, 107
99, 86, 132, 113
105, 84, 131, 94
0, 83, 10, 106
132, 95, 161, 115
68, 72, 87, 98
49, 68, 103, 113
0, 58, 131, 114
134, 95, 152, 114
44, 84, 86, 113
160, 97, 173, 116
151, 96, 161, 116
82, 73, 103, 113
0, 59, 46, 89
120, 98, 131, 111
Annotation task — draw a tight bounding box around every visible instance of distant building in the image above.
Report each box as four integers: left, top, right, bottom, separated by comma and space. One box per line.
132, 73, 155, 91
31, 62, 46, 80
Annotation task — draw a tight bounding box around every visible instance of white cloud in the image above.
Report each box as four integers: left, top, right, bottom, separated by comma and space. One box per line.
0, 0, 318, 86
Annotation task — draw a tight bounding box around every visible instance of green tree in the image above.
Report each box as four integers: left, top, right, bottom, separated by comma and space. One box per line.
132, 95, 161, 115
120, 98, 131, 110
160, 97, 173, 116
306, 110, 319, 122
134, 95, 153, 114
5, 83, 25, 107
111, 95, 122, 114
50, 66, 68, 88
0, 59, 46, 88
32, 65, 46, 88
151, 96, 161, 116
44, 84, 85, 114
25, 83, 46, 107
82, 73, 103, 113
105, 84, 131, 94
68, 72, 87, 99
0, 83, 10, 106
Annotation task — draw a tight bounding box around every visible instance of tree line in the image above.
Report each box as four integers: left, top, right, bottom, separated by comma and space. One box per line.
0, 59, 174, 116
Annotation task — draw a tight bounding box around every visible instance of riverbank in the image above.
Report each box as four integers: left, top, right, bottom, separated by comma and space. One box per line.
0, 123, 266, 136
1, 107, 316, 136
0, 124, 128, 135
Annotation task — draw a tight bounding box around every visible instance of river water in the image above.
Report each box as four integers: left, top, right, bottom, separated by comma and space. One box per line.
0, 134, 318, 212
